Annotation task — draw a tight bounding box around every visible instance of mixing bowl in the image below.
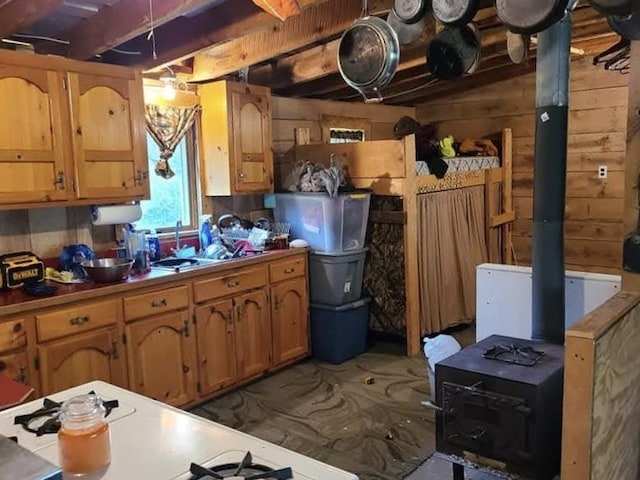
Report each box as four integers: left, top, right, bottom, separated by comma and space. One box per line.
81, 258, 134, 283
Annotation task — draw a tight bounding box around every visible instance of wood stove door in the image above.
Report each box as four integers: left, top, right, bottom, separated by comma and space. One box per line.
442, 382, 532, 464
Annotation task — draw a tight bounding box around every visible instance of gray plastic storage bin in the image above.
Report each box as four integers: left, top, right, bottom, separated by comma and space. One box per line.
309, 248, 367, 305
273, 191, 371, 253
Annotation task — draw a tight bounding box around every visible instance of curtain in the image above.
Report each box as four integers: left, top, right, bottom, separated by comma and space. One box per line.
145, 104, 201, 179
417, 186, 488, 336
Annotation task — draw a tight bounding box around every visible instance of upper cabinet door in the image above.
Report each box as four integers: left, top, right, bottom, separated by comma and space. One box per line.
67, 72, 149, 200
231, 89, 273, 193
0, 67, 70, 204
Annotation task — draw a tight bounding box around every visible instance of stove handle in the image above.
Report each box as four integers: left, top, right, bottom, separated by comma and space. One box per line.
421, 400, 444, 413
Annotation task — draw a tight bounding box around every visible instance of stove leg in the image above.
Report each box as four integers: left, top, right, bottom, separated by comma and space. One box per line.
452, 462, 464, 480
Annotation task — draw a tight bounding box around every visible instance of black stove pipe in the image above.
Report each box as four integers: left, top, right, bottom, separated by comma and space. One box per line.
531, 14, 572, 345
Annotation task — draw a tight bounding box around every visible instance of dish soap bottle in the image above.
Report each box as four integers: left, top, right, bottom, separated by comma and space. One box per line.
200, 215, 213, 252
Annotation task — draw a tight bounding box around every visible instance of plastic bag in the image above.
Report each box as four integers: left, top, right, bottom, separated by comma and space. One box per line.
423, 334, 461, 371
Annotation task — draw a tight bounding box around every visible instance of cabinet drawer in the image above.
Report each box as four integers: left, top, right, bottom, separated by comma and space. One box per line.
0, 318, 26, 353
194, 267, 267, 303
36, 300, 119, 342
124, 285, 189, 322
269, 256, 306, 283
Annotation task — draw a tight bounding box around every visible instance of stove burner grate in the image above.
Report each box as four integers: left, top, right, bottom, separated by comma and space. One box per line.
483, 343, 545, 366
13, 390, 119, 436
189, 451, 293, 480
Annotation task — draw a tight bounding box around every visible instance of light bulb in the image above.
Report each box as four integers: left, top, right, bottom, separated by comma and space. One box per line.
162, 83, 176, 100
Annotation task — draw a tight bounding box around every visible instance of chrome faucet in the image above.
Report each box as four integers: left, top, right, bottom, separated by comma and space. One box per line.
175, 220, 182, 251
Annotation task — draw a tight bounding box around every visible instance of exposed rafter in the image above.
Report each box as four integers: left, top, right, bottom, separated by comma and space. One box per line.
55, 0, 217, 60
189, 0, 392, 82
252, 0, 302, 20
0, 0, 62, 39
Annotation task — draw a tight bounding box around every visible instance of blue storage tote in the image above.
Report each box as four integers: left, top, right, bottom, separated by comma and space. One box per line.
273, 192, 371, 253
310, 297, 371, 364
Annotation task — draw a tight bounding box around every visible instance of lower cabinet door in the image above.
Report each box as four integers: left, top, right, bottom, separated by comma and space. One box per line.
270, 278, 309, 366
126, 311, 196, 406
38, 327, 126, 395
234, 289, 270, 380
0, 350, 30, 385
195, 299, 237, 396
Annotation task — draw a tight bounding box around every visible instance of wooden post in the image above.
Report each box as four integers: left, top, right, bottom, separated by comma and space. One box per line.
501, 128, 514, 264
623, 42, 640, 291
403, 135, 421, 356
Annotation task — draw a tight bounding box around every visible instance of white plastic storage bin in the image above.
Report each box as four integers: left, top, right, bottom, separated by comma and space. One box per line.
274, 192, 371, 253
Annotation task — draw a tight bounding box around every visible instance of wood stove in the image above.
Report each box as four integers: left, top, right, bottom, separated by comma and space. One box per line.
435, 335, 564, 480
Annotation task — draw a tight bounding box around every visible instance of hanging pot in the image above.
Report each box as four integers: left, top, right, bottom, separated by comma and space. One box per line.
506, 31, 531, 64
432, 0, 479, 27
496, 0, 570, 35
589, 0, 640, 16
426, 25, 481, 80
393, 0, 429, 24
338, 0, 400, 103
386, 8, 426, 44
608, 9, 640, 40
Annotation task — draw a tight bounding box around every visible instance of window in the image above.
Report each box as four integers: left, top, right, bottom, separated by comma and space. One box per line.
329, 128, 366, 144
135, 129, 200, 233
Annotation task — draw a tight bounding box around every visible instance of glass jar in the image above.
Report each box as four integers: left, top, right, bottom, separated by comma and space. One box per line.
58, 394, 111, 476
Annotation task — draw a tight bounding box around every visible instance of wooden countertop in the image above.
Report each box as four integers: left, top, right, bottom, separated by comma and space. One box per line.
0, 249, 307, 318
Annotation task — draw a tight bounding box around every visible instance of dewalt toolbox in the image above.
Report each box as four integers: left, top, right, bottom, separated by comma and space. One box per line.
0, 252, 45, 289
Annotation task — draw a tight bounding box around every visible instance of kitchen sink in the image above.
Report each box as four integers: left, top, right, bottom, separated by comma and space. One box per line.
151, 257, 227, 272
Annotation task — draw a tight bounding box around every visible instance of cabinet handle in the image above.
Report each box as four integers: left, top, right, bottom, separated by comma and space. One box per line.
69, 315, 90, 326
182, 320, 191, 337
284, 267, 294, 274
134, 170, 146, 186
151, 299, 167, 308
236, 304, 245, 320
76, 126, 82, 136
227, 281, 240, 288
18, 367, 27, 384
55, 171, 66, 191
227, 310, 234, 327
274, 296, 281, 310
237, 172, 246, 179
110, 340, 119, 359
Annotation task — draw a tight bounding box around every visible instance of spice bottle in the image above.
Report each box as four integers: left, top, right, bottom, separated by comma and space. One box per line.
58, 394, 111, 475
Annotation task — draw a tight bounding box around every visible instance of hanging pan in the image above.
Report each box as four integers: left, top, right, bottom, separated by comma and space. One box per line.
589, 0, 639, 16
338, 0, 400, 103
495, 0, 570, 35
393, 0, 429, 23
432, 0, 479, 27
608, 9, 640, 40
386, 9, 426, 44
426, 24, 481, 80
506, 31, 531, 64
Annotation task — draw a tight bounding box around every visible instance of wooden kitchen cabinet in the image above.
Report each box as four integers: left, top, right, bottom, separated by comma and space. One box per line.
199, 81, 273, 195
195, 299, 237, 395
195, 289, 270, 396
271, 278, 309, 366
38, 327, 126, 395
0, 49, 148, 209
126, 310, 196, 406
235, 289, 271, 380
68, 72, 148, 199
0, 66, 71, 204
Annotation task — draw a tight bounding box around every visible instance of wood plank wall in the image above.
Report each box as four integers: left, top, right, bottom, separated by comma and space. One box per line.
416, 58, 628, 274
0, 207, 114, 258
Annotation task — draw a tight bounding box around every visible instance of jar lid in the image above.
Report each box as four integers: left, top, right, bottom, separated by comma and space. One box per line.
60, 394, 105, 425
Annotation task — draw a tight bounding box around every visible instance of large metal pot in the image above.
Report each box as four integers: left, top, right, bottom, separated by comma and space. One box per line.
81, 258, 133, 283
338, 1, 400, 103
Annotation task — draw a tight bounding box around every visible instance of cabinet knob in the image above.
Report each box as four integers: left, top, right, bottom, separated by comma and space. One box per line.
182, 319, 191, 337
55, 171, 66, 191
227, 281, 240, 288
284, 267, 294, 274
110, 340, 119, 359
18, 367, 27, 384
76, 127, 83, 136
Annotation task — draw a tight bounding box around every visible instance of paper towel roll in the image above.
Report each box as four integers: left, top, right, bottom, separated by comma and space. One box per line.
91, 204, 142, 226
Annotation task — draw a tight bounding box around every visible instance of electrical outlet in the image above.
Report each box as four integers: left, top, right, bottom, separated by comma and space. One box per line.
598, 165, 608, 179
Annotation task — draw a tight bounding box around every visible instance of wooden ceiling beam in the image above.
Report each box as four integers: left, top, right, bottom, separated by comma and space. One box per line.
0, 0, 62, 39
252, 0, 302, 20
249, 16, 434, 88
37, 0, 217, 60
189, 0, 393, 82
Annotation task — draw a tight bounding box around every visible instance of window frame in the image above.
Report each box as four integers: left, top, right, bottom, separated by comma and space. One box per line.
139, 125, 202, 236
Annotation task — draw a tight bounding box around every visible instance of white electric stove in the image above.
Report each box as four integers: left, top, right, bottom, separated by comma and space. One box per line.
0, 381, 359, 480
